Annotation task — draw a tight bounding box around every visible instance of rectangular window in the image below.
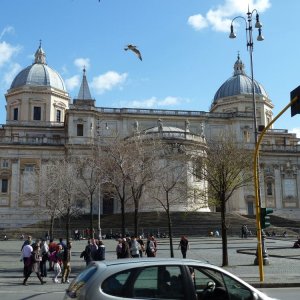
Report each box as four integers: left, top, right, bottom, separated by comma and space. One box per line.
266, 182, 272, 196
56, 110, 61, 122
243, 131, 250, 143
33, 107, 41, 121
77, 124, 84, 136
25, 165, 34, 172
13, 108, 18, 120
23, 165, 36, 194
1, 179, 8, 193
193, 163, 203, 181
2, 160, 9, 168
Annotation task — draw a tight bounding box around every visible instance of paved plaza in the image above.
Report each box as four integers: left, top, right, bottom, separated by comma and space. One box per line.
0, 236, 299, 299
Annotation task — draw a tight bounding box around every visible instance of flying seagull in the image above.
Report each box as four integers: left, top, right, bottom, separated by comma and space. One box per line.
124, 44, 142, 61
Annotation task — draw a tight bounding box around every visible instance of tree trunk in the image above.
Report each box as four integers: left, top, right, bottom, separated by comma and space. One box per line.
90, 194, 94, 239
49, 215, 54, 240
66, 210, 70, 243
166, 195, 174, 257
121, 200, 126, 237
221, 197, 228, 266
134, 206, 139, 237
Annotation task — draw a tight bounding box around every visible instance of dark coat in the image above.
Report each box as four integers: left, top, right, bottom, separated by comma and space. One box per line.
120, 241, 131, 258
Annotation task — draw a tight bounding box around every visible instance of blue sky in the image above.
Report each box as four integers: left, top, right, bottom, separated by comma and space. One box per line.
1, 0, 300, 135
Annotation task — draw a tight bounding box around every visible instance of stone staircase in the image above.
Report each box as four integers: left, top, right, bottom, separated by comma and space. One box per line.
0, 212, 257, 239
1, 211, 299, 240
244, 214, 300, 235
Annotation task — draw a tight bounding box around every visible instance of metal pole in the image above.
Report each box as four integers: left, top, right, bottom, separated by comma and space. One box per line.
98, 181, 102, 240
247, 12, 265, 281
230, 8, 265, 281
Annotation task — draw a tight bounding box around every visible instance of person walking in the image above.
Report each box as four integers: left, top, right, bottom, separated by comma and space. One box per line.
178, 236, 189, 259
120, 238, 131, 258
50, 244, 64, 283
61, 241, 72, 284
80, 240, 93, 265
95, 240, 105, 261
137, 236, 145, 257
21, 235, 32, 251
90, 238, 98, 261
23, 244, 46, 285
241, 224, 248, 238
48, 239, 57, 271
116, 238, 123, 259
40, 239, 49, 278
130, 236, 141, 258
21, 241, 33, 277
146, 236, 156, 257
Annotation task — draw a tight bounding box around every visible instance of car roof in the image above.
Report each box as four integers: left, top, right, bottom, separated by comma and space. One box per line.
93, 258, 210, 268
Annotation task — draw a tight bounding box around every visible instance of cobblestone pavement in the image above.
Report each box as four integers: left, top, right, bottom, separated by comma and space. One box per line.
0, 236, 299, 299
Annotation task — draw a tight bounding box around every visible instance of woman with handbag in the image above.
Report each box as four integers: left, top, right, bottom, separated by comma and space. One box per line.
23, 244, 46, 285
50, 244, 64, 283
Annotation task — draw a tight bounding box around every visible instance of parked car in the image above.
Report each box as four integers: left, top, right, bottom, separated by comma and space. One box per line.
64, 258, 275, 300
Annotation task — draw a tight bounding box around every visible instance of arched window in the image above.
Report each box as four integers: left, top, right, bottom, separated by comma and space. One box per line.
266, 182, 272, 196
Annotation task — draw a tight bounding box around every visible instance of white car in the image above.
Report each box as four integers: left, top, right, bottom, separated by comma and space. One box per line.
64, 258, 276, 300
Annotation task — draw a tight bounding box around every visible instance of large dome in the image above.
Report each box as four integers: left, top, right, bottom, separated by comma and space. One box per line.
213, 55, 268, 103
10, 44, 66, 92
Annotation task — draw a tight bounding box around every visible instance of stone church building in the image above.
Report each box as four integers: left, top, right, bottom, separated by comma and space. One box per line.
1, 44, 299, 228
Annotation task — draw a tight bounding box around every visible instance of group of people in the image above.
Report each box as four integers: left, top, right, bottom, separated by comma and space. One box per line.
80, 238, 106, 265
20, 235, 72, 285
115, 235, 158, 259
113, 235, 190, 259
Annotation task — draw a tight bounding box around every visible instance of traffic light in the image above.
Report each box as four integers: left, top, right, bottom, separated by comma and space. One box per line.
260, 207, 273, 229
290, 85, 300, 117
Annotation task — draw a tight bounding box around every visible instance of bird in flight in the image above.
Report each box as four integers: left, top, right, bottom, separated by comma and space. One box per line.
124, 44, 142, 61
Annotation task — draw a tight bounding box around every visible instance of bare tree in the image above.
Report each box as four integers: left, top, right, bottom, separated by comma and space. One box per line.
45, 159, 83, 242
75, 147, 102, 239
125, 136, 160, 237
151, 143, 189, 257
194, 133, 253, 266
38, 163, 63, 239
100, 136, 133, 237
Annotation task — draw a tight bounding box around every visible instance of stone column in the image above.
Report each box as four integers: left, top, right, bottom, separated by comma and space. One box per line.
274, 164, 282, 209
10, 158, 19, 208
297, 167, 300, 208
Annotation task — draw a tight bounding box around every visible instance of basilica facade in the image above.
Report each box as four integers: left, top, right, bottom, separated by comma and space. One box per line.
0, 44, 299, 229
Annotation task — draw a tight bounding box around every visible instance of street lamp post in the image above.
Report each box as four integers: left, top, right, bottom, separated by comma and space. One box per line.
96, 120, 109, 241
229, 7, 266, 281
96, 119, 102, 241
98, 181, 102, 240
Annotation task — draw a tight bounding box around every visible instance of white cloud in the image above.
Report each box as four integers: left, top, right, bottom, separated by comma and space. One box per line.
0, 26, 15, 40
0, 41, 20, 68
187, 14, 208, 31
3, 63, 21, 85
188, 0, 271, 33
290, 128, 300, 139
65, 75, 80, 91
124, 96, 184, 108
160, 96, 182, 106
91, 71, 128, 94
74, 58, 90, 71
